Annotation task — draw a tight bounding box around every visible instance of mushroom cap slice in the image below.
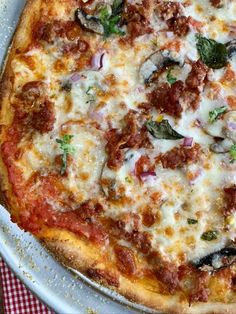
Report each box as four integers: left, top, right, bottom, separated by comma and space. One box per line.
226, 39, 236, 59
210, 138, 233, 153
75, 9, 104, 35
100, 162, 126, 201
223, 111, 236, 142
206, 111, 236, 153
139, 50, 180, 83
193, 244, 236, 271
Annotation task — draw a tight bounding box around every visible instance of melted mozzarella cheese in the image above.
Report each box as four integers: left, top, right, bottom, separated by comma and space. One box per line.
62, 124, 106, 202
11, 0, 236, 264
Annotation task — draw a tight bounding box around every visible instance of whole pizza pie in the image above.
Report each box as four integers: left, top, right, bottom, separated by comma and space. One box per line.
1, 0, 236, 312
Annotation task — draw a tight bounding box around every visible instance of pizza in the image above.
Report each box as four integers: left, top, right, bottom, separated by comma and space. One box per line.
1, 0, 236, 312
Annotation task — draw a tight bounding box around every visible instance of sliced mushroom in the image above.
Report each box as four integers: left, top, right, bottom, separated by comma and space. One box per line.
100, 162, 126, 200
210, 138, 233, 153
100, 150, 138, 200
223, 111, 236, 142
205, 111, 236, 153
139, 50, 180, 83
204, 120, 225, 139
226, 39, 236, 59
75, 9, 104, 35
193, 243, 236, 271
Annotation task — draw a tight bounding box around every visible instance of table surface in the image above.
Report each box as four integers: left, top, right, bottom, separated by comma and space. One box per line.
0, 273, 3, 314
0, 259, 54, 314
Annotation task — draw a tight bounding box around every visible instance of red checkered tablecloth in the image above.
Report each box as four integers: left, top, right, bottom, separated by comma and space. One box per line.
0, 259, 53, 314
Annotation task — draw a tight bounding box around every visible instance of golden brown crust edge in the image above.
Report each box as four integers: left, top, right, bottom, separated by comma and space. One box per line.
40, 230, 236, 314
0, 1, 236, 314
0, 0, 42, 101
0, 0, 42, 210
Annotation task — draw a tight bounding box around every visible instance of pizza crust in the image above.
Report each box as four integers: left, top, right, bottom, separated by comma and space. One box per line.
41, 229, 236, 314
0, 0, 42, 191
0, 0, 43, 225
0, 1, 236, 313
0, 0, 42, 99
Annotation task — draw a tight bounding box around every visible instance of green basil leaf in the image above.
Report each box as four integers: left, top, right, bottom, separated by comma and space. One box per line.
196, 34, 228, 69
187, 218, 198, 225
229, 144, 236, 162
146, 120, 184, 140
56, 135, 76, 175
209, 106, 227, 123
201, 230, 219, 241
167, 68, 177, 85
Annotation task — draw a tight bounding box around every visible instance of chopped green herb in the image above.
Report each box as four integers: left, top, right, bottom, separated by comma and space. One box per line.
187, 218, 198, 225
209, 106, 227, 123
86, 86, 93, 95
167, 68, 177, 85
229, 144, 236, 162
85, 86, 96, 103
125, 176, 132, 183
56, 135, 75, 175
99, 1, 125, 38
201, 230, 219, 241
146, 119, 184, 140
151, 39, 158, 47
196, 34, 228, 69
86, 99, 96, 104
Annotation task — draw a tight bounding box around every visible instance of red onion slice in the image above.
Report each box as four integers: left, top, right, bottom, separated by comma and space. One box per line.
91, 51, 105, 71
228, 122, 236, 130
70, 72, 81, 82
140, 171, 156, 182
229, 23, 236, 35
183, 137, 193, 147
89, 111, 104, 123
166, 31, 174, 39
136, 85, 145, 93
195, 119, 202, 128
